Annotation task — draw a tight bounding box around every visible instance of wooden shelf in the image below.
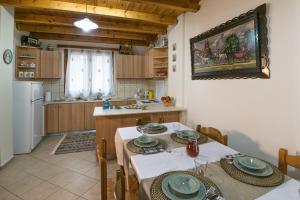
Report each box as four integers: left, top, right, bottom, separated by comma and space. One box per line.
153, 56, 168, 59
18, 56, 37, 59
153, 76, 167, 79
19, 46, 40, 49
17, 66, 36, 69
153, 66, 168, 69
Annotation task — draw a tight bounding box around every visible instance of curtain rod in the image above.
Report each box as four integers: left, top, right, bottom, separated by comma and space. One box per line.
57, 44, 119, 51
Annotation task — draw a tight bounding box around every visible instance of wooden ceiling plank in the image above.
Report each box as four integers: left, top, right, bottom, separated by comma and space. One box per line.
29, 32, 149, 46
16, 23, 156, 42
14, 12, 167, 34
0, 0, 177, 25
123, 0, 200, 12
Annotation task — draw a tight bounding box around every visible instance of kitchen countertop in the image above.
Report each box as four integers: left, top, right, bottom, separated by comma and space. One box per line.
44, 98, 137, 105
93, 104, 186, 117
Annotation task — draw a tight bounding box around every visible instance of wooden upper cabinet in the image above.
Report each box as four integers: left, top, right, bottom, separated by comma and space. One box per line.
40, 50, 60, 79
115, 54, 145, 79
133, 55, 144, 78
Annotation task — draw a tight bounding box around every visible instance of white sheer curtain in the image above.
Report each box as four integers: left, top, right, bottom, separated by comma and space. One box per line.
65, 49, 114, 97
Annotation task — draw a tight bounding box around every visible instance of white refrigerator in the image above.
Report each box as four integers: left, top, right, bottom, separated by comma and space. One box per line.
13, 81, 44, 154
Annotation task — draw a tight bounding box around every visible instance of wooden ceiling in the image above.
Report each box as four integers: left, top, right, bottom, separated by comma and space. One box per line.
0, 0, 201, 46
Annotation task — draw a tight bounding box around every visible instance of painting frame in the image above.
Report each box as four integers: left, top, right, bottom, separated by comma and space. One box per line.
190, 4, 269, 80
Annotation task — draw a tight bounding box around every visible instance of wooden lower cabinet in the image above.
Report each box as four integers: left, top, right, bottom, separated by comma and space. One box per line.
58, 104, 73, 132
84, 102, 103, 130
45, 100, 133, 134
45, 104, 59, 134
71, 103, 85, 131
95, 111, 181, 158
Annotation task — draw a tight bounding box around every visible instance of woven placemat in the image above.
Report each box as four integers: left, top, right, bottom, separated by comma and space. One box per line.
126, 138, 166, 154
150, 171, 223, 200
220, 158, 284, 187
137, 126, 168, 134
170, 132, 208, 144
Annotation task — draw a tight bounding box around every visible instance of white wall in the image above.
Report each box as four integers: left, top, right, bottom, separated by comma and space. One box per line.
168, 0, 300, 171
0, 6, 14, 167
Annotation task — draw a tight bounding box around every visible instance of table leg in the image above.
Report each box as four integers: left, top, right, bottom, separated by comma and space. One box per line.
123, 151, 131, 191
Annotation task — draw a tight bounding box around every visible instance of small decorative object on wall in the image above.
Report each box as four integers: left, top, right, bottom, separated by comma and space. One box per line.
172, 54, 176, 62
172, 43, 176, 51
3, 49, 13, 64
190, 4, 269, 79
172, 64, 176, 72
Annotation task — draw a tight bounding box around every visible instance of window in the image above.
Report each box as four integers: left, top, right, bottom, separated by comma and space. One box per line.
65, 49, 114, 97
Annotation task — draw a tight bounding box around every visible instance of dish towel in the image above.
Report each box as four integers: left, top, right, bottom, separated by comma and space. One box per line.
131, 141, 238, 182
256, 179, 300, 200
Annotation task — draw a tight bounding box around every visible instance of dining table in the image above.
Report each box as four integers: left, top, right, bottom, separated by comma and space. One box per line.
114, 122, 300, 200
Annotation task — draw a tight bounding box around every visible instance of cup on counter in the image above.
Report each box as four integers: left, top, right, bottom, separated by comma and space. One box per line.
24, 72, 30, 78
18, 71, 24, 78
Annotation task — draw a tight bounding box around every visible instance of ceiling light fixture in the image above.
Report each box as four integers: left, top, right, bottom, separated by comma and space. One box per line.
74, 0, 98, 32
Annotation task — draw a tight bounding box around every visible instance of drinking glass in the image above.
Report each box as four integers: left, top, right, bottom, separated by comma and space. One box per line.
166, 139, 173, 153
194, 157, 208, 176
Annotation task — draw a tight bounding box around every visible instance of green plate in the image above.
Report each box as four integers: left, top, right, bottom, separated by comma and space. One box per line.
168, 173, 201, 195
135, 135, 154, 144
161, 173, 206, 200
145, 123, 165, 131
237, 156, 267, 171
233, 159, 273, 177
133, 137, 159, 148
176, 130, 200, 140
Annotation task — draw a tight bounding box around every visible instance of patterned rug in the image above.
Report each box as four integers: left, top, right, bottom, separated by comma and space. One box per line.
54, 131, 96, 154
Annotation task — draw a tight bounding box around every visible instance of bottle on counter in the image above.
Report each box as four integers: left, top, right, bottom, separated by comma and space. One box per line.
103, 99, 110, 110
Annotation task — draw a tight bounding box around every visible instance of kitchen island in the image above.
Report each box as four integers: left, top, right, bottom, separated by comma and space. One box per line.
93, 104, 186, 158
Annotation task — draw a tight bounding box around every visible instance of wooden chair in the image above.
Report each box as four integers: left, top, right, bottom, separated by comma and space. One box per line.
278, 148, 300, 175
196, 125, 228, 146
97, 139, 107, 200
136, 116, 151, 126
114, 166, 125, 200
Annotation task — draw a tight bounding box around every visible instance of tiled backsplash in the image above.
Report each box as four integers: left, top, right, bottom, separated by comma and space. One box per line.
42, 52, 167, 100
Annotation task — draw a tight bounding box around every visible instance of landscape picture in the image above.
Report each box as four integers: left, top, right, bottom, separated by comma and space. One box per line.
190, 4, 269, 79
192, 19, 256, 73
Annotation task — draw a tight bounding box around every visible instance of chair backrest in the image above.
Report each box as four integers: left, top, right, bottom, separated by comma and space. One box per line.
278, 148, 300, 175
196, 125, 228, 146
136, 116, 151, 126
97, 139, 107, 200
115, 166, 125, 200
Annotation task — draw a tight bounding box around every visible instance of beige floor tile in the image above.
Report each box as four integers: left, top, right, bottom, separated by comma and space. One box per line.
20, 182, 59, 200
31, 165, 66, 180
82, 183, 100, 200
84, 166, 100, 180
63, 175, 97, 196
75, 197, 88, 200
0, 186, 19, 200
48, 170, 82, 187
45, 189, 79, 200
0, 169, 30, 188
6, 174, 44, 196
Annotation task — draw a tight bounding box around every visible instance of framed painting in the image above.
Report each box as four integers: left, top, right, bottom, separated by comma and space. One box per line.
190, 4, 269, 79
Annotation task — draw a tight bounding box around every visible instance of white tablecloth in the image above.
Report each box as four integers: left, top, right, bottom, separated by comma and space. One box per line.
255, 179, 300, 200
115, 122, 191, 165
131, 141, 238, 182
